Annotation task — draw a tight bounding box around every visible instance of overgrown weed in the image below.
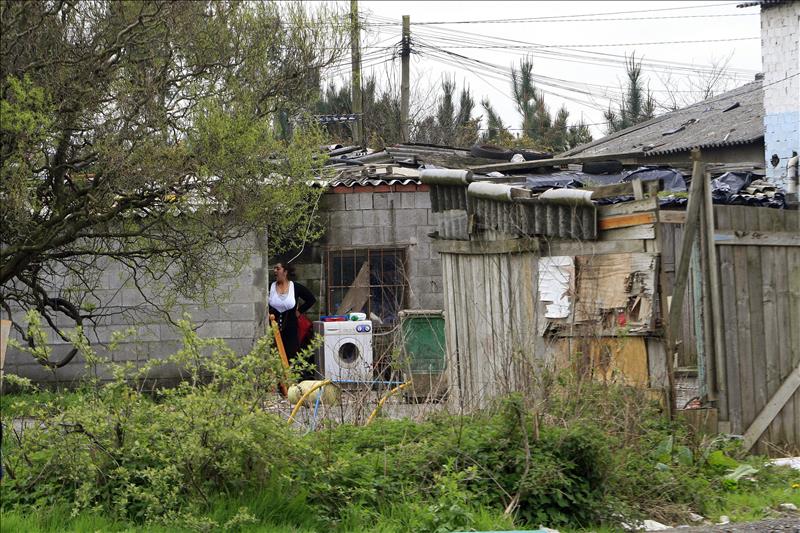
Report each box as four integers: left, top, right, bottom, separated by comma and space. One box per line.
2, 311, 798, 532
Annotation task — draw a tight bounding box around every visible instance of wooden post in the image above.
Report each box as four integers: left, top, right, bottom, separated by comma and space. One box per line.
665, 149, 705, 414
704, 170, 728, 422
400, 15, 410, 142
350, 0, 363, 146
270, 314, 291, 396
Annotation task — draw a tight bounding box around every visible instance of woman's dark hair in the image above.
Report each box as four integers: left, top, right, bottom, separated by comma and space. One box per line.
275, 261, 295, 278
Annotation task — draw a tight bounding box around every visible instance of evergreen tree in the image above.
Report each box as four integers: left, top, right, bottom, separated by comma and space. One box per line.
604, 53, 656, 133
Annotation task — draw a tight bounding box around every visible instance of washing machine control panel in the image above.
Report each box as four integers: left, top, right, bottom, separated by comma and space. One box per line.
355, 324, 371, 333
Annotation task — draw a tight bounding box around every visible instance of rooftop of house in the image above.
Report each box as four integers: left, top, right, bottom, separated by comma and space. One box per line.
737, 0, 788, 8
559, 79, 764, 160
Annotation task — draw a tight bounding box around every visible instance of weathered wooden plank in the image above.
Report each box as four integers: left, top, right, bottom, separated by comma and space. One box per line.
541, 238, 646, 257
432, 238, 540, 255
703, 172, 726, 420
665, 158, 706, 412
714, 231, 800, 247
647, 338, 670, 389
787, 245, 800, 447
772, 237, 795, 444
587, 182, 636, 199
598, 212, 657, 230
598, 197, 658, 217
742, 363, 800, 453
659, 210, 688, 224
732, 210, 756, 433
599, 224, 656, 241
443, 253, 463, 409
757, 209, 783, 445
743, 209, 768, 452
632, 178, 645, 200
716, 208, 742, 434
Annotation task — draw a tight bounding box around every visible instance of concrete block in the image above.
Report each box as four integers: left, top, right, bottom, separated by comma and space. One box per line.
320, 193, 345, 211
159, 323, 183, 341
417, 291, 444, 311
196, 321, 233, 339
344, 193, 360, 211
398, 192, 417, 209
351, 227, 382, 245
416, 225, 436, 243
373, 192, 390, 210
326, 228, 352, 246
227, 286, 262, 304
393, 208, 428, 228
111, 342, 150, 362
331, 210, 362, 227
359, 193, 373, 210
294, 262, 322, 280
147, 340, 183, 360
218, 303, 256, 321
415, 192, 432, 209
391, 225, 418, 244
231, 320, 257, 340
362, 209, 393, 227
120, 288, 148, 307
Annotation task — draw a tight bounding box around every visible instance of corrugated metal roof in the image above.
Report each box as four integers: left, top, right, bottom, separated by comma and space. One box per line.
317, 165, 422, 187
561, 79, 764, 159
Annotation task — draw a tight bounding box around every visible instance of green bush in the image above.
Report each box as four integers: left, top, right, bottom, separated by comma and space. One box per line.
2, 316, 310, 529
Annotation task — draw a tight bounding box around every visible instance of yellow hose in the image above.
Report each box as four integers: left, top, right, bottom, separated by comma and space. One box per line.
366, 380, 412, 426
287, 379, 332, 425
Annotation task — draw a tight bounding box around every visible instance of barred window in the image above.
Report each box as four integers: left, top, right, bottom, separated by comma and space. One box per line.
326, 248, 407, 324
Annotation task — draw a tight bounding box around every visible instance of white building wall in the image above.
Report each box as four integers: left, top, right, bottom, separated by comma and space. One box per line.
761, 1, 800, 186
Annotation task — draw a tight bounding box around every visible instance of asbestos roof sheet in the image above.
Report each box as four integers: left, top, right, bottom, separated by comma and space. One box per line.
384, 143, 499, 168
560, 79, 764, 159
737, 1, 786, 7
318, 165, 421, 187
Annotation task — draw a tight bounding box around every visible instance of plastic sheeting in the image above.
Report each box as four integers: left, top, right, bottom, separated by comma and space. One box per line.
710, 172, 785, 208
523, 167, 686, 193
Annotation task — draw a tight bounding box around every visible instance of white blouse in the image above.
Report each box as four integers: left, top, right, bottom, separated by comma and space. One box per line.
269, 281, 296, 313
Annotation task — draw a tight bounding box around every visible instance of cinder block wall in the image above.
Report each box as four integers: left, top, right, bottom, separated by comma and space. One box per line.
5, 236, 269, 386
761, 2, 800, 186
4, 185, 444, 385
293, 183, 444, 316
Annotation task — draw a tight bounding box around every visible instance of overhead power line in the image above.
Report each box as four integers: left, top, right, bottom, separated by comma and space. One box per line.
367, 1, 744, 25
367, 13, 757, 79
415, 36, 760, 50
370, 13, 757, 26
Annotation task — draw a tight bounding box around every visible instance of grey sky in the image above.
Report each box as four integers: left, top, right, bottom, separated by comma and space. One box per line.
321, 1, 762, 139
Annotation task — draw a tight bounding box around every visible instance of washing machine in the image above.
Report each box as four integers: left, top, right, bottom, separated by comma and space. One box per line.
313, 320, 374, 383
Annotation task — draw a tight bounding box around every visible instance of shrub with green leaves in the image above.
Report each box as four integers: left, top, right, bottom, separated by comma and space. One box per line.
1, 316, 310, 529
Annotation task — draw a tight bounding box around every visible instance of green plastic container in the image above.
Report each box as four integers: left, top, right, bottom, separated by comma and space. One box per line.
399, 310, 446, 373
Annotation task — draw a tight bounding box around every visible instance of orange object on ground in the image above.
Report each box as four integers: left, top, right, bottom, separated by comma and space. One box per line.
270, 314, 291, 396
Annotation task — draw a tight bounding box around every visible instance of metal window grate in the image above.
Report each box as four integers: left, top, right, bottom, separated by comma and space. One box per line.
326, 247, 407, 324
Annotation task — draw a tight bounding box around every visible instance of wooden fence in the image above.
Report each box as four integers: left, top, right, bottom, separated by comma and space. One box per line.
714, 206, 800, 451
433, 166, 800, 451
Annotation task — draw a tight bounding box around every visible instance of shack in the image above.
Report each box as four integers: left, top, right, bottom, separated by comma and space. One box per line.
422, 156, 800, 453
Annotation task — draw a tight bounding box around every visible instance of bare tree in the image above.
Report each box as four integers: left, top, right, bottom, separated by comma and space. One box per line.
655, 53, 736, 112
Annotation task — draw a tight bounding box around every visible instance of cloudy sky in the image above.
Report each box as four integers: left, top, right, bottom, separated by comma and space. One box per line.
320, 1, 762, 138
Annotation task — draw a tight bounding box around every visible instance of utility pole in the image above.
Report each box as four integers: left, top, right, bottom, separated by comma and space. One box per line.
350, 0, 363, 147
400, 15, 410, 142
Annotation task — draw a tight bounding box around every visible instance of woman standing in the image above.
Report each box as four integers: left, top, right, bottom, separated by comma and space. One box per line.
268, 262, 317, 374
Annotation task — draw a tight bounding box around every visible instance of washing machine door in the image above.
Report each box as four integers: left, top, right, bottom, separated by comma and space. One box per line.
333, 337, 364, 369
